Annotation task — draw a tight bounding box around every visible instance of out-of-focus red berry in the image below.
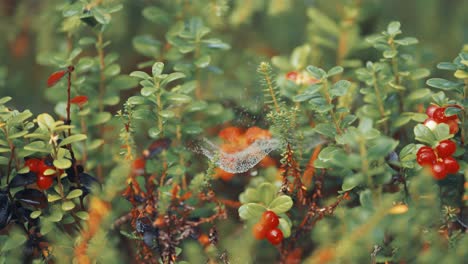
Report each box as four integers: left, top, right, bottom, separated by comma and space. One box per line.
431, 162, 447, 180
218, 127, 243, 142
285, 71, 299, 81
132, 157, 146, 174
244, 126, 271, 144
446, 119, 459, 134
425, 105, 438, 118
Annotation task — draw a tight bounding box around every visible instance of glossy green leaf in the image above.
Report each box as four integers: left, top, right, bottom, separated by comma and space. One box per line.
238, 203, 266, 220
268, 195, 293, 214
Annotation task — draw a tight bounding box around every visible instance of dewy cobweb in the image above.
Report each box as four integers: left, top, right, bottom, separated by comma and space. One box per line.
192, 137, 281, 174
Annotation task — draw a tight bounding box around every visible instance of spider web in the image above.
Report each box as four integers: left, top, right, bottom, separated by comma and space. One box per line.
192, 138, 281, 174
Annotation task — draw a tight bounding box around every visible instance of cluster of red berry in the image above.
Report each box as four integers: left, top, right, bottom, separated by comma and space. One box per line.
24, 158, 55, 190
252, 211, 284, 245
416, 140, 459, 180
423, 105, 459, 134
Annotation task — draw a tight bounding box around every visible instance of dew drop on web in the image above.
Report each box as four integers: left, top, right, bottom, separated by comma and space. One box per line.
192, 137, 281, 174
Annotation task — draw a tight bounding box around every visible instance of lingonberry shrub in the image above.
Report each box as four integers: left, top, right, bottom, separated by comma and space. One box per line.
0, 1, 467, 263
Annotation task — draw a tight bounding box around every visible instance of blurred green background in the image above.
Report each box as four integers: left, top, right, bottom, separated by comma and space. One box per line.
0, 0, 467, 113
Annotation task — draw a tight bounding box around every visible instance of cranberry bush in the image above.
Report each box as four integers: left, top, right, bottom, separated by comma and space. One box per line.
0, 1, 467, 263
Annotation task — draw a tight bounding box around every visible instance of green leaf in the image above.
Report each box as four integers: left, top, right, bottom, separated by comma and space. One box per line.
445, 107, 461, 116
104, 64, 120, 77
24, 141, 49, 153
290, 44, 310, 69
330, 80, 351, 97
161, 72, 186, 87
342, 174, 361, 191
314, 123, 337, 138
414, 124, 437, 146
8, 130, 28, 140
394, 37, 418, 46
30, 210, 42, 219
90, 112, 112, 125
359, 190, 373, 210
1, 232, 27, 252
383, 50, 397, 59
0, 96, 12, 105
62, 201, 75, 211
76, 211, 89, 220
387, 21, 401, 35
37, 113, 55, 131
168, 94, 192, 104
257, 183, 276, 206
148, 127, 161, 138
327, 66, 343, 77
109, 75, 138, 90
437, 62, 458, 71
426, 78, 462, 91
410, 68, 430, 80
130, 71, 151, 80
159, 110, 175, 119
432, 123, 452, 142
268, 195, 293, 214
278, 218, 291, 238
59, 134, 87, 147
306, 65, 326, 79
66, 189, 83, 199
368, 138, 399, 158
92, 7, 110, 24
195, 55, 211, 68
48, 210, 63, 222
152, 62, 164, 77
133, 35, 161, 57
238, 203, 266, 220
53, 159, 72, 170
47, 194, 61, 202
142, 6, 169, 24
0, 156, 8, 165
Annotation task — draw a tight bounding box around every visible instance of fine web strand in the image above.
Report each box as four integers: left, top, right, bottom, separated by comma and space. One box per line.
193, 137, 281, 174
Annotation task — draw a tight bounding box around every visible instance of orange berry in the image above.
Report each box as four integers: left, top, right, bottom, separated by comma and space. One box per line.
252, 222, 268, 240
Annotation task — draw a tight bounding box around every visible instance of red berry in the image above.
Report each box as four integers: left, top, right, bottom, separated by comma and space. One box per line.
37, 175, 53, 190
446, 119, 459, 134
47, 70, 67, 87
435, 140, 456, 158
252, 222, 268, 240
70, 95, 88, 107
426, 105, 438, 118
417, 146, 433, 155
261, 211, 280, 230
37, 161, 54, 175
433, 107, 448, 122
431, 162, 448, 180
416, 151, 436, 166
443, 157, 460, 174
285, 71, 299, 81
266, 228, 284, 245
132, 157, 146, 174
25, 158, 42, 173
